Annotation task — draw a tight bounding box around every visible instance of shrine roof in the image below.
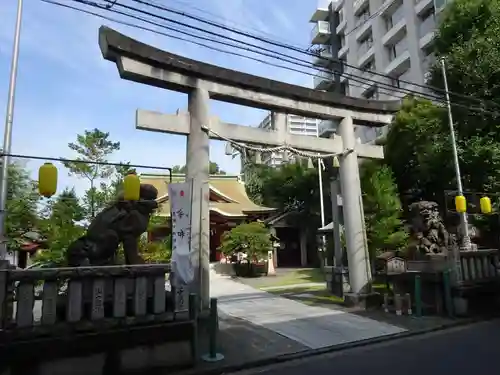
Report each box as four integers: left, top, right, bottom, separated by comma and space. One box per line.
140, 173, 276, 218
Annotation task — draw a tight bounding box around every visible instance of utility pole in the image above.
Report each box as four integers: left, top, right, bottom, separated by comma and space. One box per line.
440, 57, 471, 282
316, 121, 326, 264
0, 0, 24, 261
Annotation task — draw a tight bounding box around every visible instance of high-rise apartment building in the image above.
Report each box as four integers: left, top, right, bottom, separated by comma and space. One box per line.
256, 113, 321, 167
310, 0, 451, 143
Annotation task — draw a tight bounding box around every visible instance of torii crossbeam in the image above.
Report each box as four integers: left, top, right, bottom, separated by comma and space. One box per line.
99, 26, 401, 309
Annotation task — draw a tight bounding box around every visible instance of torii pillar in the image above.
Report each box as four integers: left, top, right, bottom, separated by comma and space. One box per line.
186, 85, 211, 309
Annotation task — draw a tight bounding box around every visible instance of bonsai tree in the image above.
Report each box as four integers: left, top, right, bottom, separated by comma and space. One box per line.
218, 222, 272, 276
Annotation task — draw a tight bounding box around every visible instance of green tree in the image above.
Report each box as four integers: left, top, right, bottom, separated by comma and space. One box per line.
360, 161, 408, 261
4, 161, 40, 253
429, 0, 500, 197
172, 165, 186, 174
430, 0, 500, 140
258, 162, 321, 215
384, 97, 453, 203
36, 188, 86, 266
63, 129, 120, 219
172, 162, 226, 175
48, 188, 85, 225
218, 221, 272, 260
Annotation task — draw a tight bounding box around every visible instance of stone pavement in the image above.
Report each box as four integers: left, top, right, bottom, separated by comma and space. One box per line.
209, 272, 406, 349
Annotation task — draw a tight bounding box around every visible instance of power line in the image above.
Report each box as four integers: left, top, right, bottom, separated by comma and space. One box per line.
42, 0, 402, 101
60, 0, 500, 116
123, 0, 500, 111
155, 0, 312, 50
2, 152, 172, 172
99, 0, 450, 102
47, 0, 450, 107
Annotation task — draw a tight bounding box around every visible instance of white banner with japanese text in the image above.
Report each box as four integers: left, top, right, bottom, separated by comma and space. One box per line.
169, 180, 194, 311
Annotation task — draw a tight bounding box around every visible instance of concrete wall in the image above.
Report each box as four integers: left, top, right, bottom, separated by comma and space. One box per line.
2, 341, 192, 375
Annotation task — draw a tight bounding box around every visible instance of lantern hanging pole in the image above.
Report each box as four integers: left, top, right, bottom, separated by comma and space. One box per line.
441, 57, 471, 284
0, 0, 24, 261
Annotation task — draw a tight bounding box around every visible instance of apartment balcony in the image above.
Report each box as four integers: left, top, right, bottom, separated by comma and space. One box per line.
313, 70, 335, 91
311, 21, 331, 44
355, 16, 372, 41
338, 44, 349, 59
420, 30, 435, 49
380, 0, 404, 17
312, 48, 334, 67
336, 18, 347, 34
418, 15, 436, 49
334, 0, 345, 12
359, 70, 377, 97
354, 0, 369, 16
415, 0, 434, 17
310, 8, 330, 22
384, 50, 411, 76
357, 42, 375, 68
382, 18, 406, 46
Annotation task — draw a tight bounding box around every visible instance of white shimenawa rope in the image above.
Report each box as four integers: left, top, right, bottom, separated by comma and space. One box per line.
204, 126, 350, 160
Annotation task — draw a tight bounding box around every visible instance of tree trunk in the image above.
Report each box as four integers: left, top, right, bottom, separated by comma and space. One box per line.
90, 179, 95, 219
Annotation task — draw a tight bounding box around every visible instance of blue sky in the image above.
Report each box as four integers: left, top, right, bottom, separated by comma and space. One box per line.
0, 0, 319, 197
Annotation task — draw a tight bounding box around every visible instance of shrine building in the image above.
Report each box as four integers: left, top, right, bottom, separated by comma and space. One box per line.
140, 173, 277, 262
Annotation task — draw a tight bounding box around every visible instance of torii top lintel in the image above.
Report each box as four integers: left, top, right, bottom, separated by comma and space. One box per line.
99, 26, 400, 126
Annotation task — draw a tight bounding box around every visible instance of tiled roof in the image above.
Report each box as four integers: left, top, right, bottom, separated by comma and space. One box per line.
141, 173, 276, 218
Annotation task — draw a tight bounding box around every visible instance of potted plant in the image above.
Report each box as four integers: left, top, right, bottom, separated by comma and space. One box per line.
217, 222, 272, 277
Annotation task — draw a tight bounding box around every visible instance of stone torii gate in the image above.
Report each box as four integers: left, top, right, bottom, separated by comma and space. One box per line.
98, 26, 400, 309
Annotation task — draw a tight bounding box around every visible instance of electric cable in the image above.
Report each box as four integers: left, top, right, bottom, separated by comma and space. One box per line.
123, 0, 500, 110
59, 0, 500, 116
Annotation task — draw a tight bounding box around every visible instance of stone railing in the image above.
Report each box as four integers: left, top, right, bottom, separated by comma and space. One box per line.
0, 264, 185, 335
459, 249, 500, 285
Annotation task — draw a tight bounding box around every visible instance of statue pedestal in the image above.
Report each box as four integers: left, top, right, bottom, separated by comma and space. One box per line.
344, 291, 381, 310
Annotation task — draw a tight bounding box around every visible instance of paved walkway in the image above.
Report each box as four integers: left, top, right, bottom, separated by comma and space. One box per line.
259, 282, 324, 291
210, 272, 406, 349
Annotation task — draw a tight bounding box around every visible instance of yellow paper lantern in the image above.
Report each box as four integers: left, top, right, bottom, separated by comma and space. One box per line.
455, 195, 467, 213
480, 196, 492, 214
332, 156, 340, 168
123, 173, 140, 201
38, 163, 58, 198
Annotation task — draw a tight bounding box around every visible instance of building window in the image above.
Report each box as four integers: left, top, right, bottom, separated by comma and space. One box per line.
358, 34, 373, 55
339, 9, 344, 23
387, 45, 397, 61
434, 0, 447, 11
387, 38, 408, 61
361, 59, 375, 72
385, 15, 393, 31
420, 7, 435, 21
356, 6, 371, 27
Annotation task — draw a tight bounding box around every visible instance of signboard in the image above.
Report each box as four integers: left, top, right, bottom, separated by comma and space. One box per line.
169, 180, 194, 312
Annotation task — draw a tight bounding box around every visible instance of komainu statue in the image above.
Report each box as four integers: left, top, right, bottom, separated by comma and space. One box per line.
407, 201, 455, 257
67, 184, 159, 266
